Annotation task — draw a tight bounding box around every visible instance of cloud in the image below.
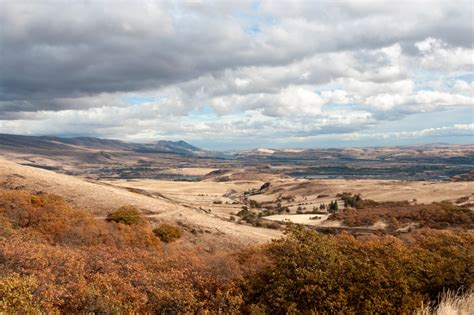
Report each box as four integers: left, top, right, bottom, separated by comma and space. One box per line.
0, 0, 472, 147
343, 124, 474, 141
415, 38, 474, 71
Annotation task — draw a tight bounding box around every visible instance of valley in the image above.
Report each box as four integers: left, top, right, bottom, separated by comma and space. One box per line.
0, 134, 472, 247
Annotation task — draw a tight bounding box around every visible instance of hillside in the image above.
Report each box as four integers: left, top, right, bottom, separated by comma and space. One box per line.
1, 134, 472, 181
239, 145, 474, 162
0, 190, 472, 313
0, 158, 280, 249
0, 134, 203, 156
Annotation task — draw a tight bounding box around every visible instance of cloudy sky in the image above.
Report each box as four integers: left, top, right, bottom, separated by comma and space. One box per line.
0, 0, 473, 149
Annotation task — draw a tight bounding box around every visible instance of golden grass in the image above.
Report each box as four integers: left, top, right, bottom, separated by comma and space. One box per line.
418, 291, 474, 315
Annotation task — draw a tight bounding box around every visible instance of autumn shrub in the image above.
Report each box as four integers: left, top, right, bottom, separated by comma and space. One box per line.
0, 190, 101, 245
0, 234, 242, 313
0, 215, 13, 239
0, 273, 41, 313
0, 190, 159, 248
106, 205, 143, 225
331, 201, 474, 229
0, 190, 472, 313
242, 225, 474, 314
262, 221, 281, 230
153, 224, 182, 243
400, 229, 474, 301
0, 190, 246, 313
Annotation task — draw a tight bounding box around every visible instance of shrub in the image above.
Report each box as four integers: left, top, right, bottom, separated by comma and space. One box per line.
455, 196, 469, 204
263, 221, 281, 230
0, 190, 159, 248
0, 273, 41, 313
153, 224, 182, 243
248, 199, 261, 208
106, 206, 143, 225
0, 190, 99, 245
1, 189, 472, 313
0, 190, 243, 313
330, 201, 474, 230
242, 225, 473, 314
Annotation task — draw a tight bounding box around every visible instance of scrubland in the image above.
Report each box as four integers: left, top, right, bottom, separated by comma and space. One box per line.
0, 189, 472, 313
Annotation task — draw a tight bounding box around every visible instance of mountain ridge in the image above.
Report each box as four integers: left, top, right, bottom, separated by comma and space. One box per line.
0, 133, 202, 156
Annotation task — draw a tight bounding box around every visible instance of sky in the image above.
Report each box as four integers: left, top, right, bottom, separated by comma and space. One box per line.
0, 0, 473, 149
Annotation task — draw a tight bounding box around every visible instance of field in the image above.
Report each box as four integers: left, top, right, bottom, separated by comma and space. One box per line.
1, 151, 473, 243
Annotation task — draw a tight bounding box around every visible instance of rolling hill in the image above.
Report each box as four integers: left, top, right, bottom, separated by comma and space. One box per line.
0, 133, 204, 156
0, 157, 280, 249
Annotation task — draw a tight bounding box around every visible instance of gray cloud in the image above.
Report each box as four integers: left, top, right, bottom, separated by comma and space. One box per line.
0, 0, 472, 147
1, 1, 471, 103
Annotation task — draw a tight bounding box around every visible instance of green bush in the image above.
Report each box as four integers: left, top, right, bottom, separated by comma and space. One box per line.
106, 206, 143, 225
153, 224, 182, 243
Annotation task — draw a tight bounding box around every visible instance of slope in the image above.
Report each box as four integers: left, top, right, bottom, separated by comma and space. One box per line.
0, 157, 280, 248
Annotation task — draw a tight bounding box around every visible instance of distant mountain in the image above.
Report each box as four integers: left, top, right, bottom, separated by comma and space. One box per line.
1, 133, 471, 161
133, 140, 203, 155
236, 144, 474, 162
158, 140, 201, 151
0, 134, 135, 150
0, 134, 203, 156
46, 136, 133, 150
0, 134, 71, 150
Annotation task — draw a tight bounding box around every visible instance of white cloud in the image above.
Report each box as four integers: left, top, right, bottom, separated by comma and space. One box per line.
415, 38, 474, 71
344, 124, 474, 141
272, 86, 324, 116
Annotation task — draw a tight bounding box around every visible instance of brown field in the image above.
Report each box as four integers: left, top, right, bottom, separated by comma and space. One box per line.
2, 153, 472, 247
102, 176, 473, 227
0, 157, 280, 250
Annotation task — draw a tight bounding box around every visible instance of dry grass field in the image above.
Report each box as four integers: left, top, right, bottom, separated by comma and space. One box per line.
0, 157, 281, 250
1, 153, 472, 242
101, 176, 473, 227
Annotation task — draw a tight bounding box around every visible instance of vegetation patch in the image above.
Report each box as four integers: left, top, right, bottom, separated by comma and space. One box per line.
242, 225, 474, 313
330, 201, 474, 230
153, 224, 182, 243
106, 206, 143, 225
0, 190, 472, 313
235, 207, 282, 229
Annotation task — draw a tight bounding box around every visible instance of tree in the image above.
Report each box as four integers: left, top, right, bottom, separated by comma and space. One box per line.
328, 201, 338, 214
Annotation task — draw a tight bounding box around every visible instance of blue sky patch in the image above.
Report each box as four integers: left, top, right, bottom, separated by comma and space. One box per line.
123, 95, 164, 105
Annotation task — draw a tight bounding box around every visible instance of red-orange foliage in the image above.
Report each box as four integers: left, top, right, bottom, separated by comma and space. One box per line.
0, 190, 159, 248
0, 238, 245, 313
331, 201, 474, 229
0, 190, 243, 313
0, 190, 472, 313
242, 225, 474, 313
